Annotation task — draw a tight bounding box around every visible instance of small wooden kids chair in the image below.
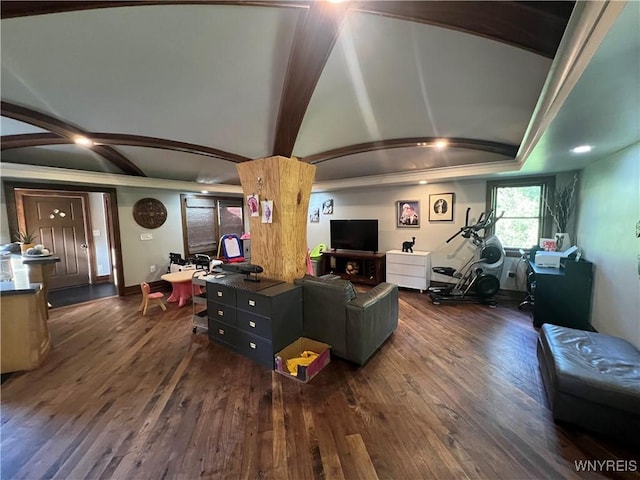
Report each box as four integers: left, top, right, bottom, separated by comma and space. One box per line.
139, 282, 166, 315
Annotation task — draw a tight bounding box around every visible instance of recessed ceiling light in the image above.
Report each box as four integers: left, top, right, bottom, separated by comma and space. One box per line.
200, 190, 208, 194
571, 145, 592, 154
74, 136, 94, 147
419, 180, 427, 185
434, 140, 448, 149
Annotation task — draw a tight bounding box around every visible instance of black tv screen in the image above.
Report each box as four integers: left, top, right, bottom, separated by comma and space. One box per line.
330, 219, 378, 252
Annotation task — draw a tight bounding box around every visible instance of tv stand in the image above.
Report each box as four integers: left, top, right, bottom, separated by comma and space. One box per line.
320, 251, 386, 285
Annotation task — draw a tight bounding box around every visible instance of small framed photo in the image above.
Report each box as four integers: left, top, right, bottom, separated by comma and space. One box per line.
429, 193, 454, 221
396, 200, 420, 228
322, 199, 334, 215
309, 206, 320, 223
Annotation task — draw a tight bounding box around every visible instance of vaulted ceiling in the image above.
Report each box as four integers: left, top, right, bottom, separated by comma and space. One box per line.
1, 1, 638, 191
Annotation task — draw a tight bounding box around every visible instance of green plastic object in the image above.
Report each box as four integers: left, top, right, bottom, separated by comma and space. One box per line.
309, 243, 327, 260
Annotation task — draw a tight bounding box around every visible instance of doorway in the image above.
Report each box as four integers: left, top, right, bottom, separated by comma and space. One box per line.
17, 190, 92, 289
4, 183, 125, 299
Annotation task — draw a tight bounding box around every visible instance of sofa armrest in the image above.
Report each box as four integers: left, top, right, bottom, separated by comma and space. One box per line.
345, 283, 399, 365
347, 282, 397, 309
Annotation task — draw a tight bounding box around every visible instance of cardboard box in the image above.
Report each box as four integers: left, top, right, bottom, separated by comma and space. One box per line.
275, 337, 330, 383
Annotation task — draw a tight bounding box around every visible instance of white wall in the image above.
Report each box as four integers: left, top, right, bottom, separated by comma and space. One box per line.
307, 179, 524, 290
117, 187, 184, 287
88, 192, 111, 277
576, 143, 640, 348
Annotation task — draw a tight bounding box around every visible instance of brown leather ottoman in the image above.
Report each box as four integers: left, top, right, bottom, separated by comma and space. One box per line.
537, 324, 640, 446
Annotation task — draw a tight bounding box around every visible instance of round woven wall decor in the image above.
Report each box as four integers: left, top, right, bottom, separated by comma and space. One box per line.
133, 198, 167, 229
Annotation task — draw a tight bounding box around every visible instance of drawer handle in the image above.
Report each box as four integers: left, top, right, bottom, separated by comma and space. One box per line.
217, 310, 223, 316
217, 291, 223, 297
248, 299, 255, 307
218, 329, 225, 335
249, 342, 256, 349
249, 321, 256, 328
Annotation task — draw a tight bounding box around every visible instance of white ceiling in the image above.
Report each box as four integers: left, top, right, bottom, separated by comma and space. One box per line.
294, 11, 550, 155
522, 0, 640, 175
1, 1, 638, 191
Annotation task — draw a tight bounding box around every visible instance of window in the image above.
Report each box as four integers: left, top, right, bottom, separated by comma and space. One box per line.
181, 194, 244, 258
183, 195, 218, 256
487, 177, 554, 251
217, 199, 244, 238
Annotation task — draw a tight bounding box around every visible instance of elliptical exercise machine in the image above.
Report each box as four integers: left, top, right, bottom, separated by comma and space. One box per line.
428, 208, 505, 307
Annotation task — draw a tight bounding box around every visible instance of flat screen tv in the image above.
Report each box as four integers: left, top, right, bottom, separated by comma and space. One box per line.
330, 219, 378, 252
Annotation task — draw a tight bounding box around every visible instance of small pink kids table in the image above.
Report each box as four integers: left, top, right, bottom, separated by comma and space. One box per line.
161, 270, 203, 307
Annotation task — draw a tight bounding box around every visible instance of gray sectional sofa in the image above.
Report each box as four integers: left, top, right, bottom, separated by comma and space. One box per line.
294, 275, 399, 365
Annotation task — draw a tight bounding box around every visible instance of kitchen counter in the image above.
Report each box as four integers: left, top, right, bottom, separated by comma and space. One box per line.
10, 254, 61, 318
1, 280, 51, 373
0, 280, 43, 295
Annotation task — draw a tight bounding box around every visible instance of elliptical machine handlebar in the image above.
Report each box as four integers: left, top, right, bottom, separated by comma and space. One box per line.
445, 207, 472, 243
445, 208, 504, 244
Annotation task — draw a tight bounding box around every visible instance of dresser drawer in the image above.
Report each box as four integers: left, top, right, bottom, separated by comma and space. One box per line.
208, 319, 239, 347
207, 301, 237, 326
387, 252, 428, 266
387, 262, 425, 277
237, 310, 271, 338
386, 273, 427, 291
236, 289, 272, 316
236, 330, 273, 367
207, 283, 236, 307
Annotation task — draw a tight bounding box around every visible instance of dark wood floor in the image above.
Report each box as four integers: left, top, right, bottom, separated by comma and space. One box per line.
1, 289, 638, 480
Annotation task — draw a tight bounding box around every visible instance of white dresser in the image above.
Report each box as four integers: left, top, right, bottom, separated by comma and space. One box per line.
385, 250, 431, 293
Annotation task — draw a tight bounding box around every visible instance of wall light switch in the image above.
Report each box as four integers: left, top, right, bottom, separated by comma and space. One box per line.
140, 233, 153, 241
93, 229, 101, 237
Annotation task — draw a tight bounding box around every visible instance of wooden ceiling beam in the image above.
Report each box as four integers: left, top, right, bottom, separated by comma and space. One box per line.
1, 102, 146, 176
0, 1, 309, 19
2, 1, 573, 59
0, 132, 251, 164
0, 133, 70, 150
353, 1, 574, 59
272, 1, 349, 158
302, 137, 519, 164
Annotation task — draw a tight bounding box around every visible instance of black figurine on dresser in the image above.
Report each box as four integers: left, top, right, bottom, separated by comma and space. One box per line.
527, 259, 594, 330
206, 274, 303, 368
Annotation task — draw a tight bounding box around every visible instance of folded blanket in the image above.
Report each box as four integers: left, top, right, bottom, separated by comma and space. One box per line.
286, 350, 319, 376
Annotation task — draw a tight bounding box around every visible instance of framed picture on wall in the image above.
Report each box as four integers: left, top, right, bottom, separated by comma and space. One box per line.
396, 200, 420, 228
429, 193, 454, 221
309, 206, 320, 223
322, 199, 334, 215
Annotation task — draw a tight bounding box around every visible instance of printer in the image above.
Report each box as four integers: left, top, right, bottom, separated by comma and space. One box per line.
535, 245, 578, 268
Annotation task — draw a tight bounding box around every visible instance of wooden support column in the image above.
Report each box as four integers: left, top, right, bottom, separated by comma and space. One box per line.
237, 156, 316, 283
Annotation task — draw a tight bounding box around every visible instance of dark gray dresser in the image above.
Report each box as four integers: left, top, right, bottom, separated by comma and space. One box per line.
206, 274, 303, 368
